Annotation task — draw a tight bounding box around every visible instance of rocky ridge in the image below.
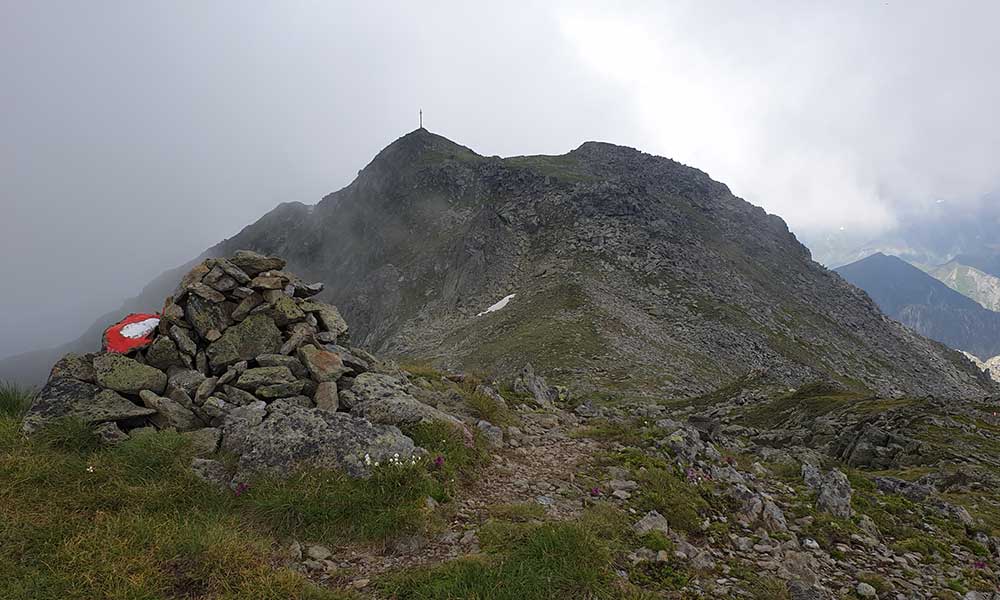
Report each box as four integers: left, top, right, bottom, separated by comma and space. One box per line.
5, 129, 996, 402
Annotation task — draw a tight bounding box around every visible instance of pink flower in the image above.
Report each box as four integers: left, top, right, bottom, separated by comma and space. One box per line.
234, 482, 250, 496
433, 455, 445, 468
590, 487, 602, 497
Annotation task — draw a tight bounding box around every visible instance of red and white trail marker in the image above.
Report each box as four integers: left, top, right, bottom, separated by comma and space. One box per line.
103, 313, 160, 354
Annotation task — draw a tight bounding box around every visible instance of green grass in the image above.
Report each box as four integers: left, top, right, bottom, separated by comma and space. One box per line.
383, 505, 647, 599
487, 503, 546, 522
0, 411, 491, 599
0, 380, 34, 419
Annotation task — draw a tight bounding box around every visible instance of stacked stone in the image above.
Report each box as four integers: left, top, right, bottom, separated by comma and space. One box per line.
22, 251, 421, 478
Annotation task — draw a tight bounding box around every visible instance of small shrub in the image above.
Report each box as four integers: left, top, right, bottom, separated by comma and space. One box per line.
36, 418, 102, 455
0, 381, 34, 419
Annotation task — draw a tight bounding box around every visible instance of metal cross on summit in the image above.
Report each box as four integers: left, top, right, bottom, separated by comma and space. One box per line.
419, 109, 423, 129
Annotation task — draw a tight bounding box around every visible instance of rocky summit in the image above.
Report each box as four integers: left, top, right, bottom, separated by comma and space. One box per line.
22, 252, 447, 483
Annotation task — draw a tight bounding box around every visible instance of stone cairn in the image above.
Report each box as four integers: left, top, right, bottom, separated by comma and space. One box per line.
23, 250, 436, 483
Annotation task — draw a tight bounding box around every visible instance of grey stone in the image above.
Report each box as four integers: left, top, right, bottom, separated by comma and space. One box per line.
476, 420, 503, 448
313, 381, 339, 411
855, 582, 877, 598
296, 344, 350, 382
803, 466, 853, 518
221, 384, 258, 406
169, 325, 198, 357
349, 372, 461, 427
206, 313, 282, 372
194, 376, 218, 405
233, 400, 419, 480
140, 390, 202, 431
231, 292, 264, 322
298, 301, 348, 337
512, 363, 557, 406
220, 401, 268, 454
49, 353, 96, 383
257, 380, 307, 399
185, 294, 229, 340
235, 366, 295, 391
255, 354, 309, 379
230, 250, 286, 277
633, 510, 671, 536
22, 378, 157, 433
145, 337, 187, 371
93, 353, 167, 394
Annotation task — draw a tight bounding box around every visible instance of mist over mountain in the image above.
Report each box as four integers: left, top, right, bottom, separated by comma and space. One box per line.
4, 130, 992, 402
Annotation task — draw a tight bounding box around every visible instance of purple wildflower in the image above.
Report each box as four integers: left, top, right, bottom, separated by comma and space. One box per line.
434, 455, 445, 468
590, 487, 602, 497
234, 482, 250, 496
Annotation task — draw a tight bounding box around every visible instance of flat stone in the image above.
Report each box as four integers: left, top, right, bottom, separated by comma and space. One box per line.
140, 390, 202, 431
169, 325, 198, 358
185, 295, 230, 341
349, 372, 462, 427
233, 400, 418, 480
267, 296, 305, 327
94, 353, 167, 395
236, 366, 295, 391
221, 385, 259, 406
231, 292, 264, 322
49, 353, 96, 383
256, 354, 308, 379
230, 250, 285, 277
249, 275, 286, 290
206, 313, 282, 372
299, 301, 348, 337
257, 380, 307, 399
297, 344, 350, 382
22, 378, 157, 433
189, 282, 227, 303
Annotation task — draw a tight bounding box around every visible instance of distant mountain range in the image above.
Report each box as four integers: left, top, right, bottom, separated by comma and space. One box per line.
916, 260, 1000, 312
836, 253, 1000, 360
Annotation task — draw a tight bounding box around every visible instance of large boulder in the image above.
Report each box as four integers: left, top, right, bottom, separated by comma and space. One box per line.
206, 313, 282, 372
22, 377, 156, 433
802, 464, 853, 518
298, 301, 348, 337
233, 400, 418, 480
349, 372, 461, 427
512, 363, 557, 406
93, 353, 167, 395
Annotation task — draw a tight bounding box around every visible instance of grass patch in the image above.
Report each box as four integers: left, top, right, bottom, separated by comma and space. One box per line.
383, 506, 643, 599
487, 502, 546, 522
0, 415, 360, 599
0, 380, 34, 419
0, 412, 496, 598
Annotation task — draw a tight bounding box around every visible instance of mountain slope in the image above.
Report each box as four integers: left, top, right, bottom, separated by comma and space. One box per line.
917, 259, 1000, 311
4, 130, 994, 399
837, 252, 1000, 360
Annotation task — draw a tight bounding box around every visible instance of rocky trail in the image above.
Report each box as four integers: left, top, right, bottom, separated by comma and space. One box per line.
297, 408, 608, 592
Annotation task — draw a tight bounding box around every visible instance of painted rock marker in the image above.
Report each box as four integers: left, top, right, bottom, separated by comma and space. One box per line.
103, 313, 161, 354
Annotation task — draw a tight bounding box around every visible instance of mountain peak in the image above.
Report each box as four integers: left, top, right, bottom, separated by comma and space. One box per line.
362, 129, 480, 175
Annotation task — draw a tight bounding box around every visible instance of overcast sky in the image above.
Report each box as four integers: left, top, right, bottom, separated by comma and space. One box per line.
2, 1, 999, 359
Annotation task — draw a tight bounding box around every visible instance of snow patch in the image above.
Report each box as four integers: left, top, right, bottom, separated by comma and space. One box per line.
120, 317, 160, 339
477, 294, 516, 317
